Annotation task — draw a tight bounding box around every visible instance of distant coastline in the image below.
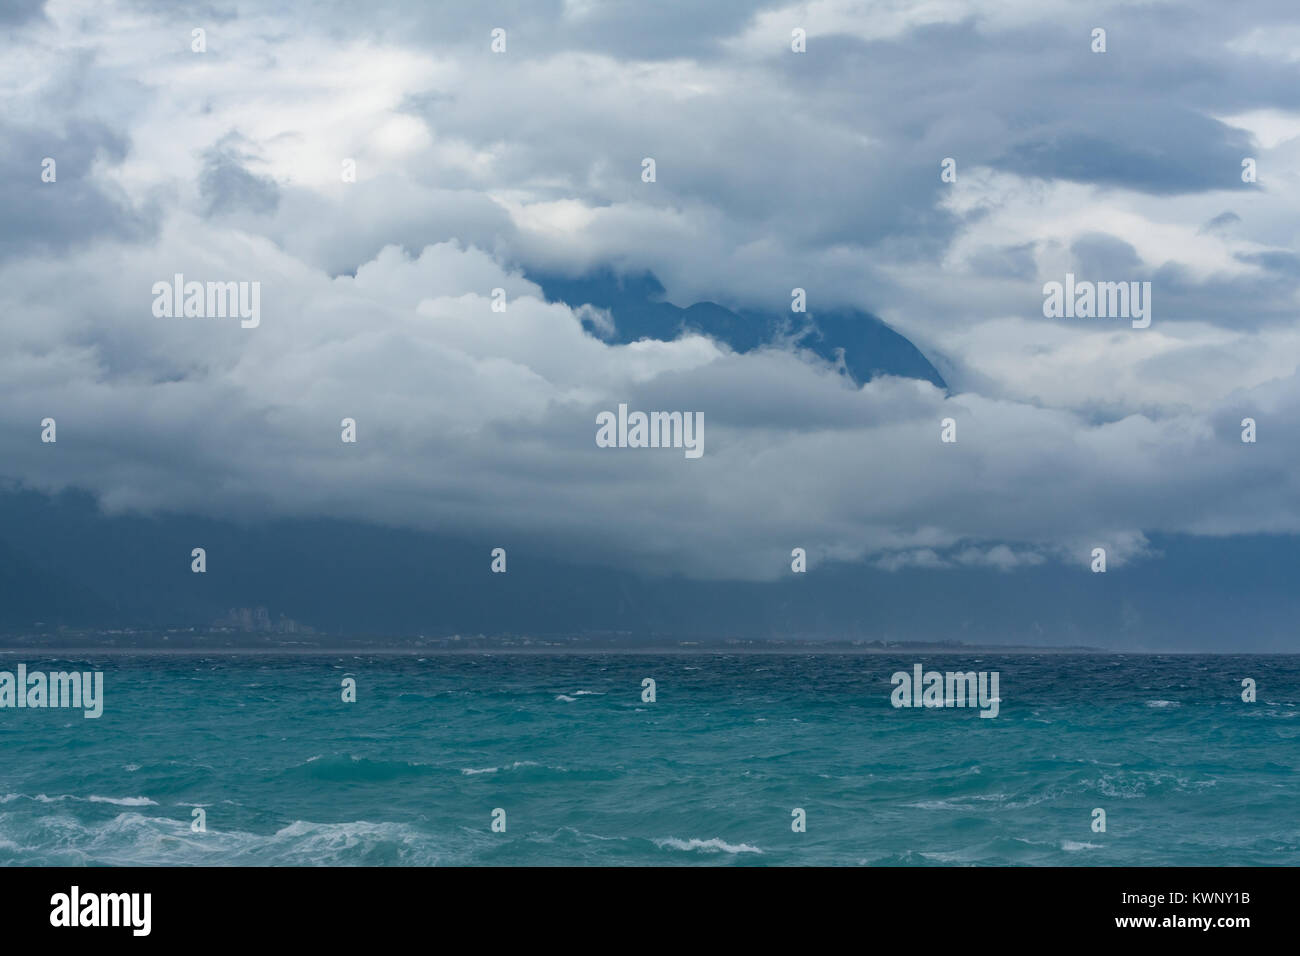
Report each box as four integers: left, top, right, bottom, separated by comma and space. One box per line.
0, 628, 1113, 654
7, 629, 1297, 655
0, 629, 1212, 655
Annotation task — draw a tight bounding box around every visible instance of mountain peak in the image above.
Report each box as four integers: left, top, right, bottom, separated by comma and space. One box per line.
538, 269, 947, 390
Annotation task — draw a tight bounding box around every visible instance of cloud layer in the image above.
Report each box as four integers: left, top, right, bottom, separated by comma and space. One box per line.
1, 0, 1298, 583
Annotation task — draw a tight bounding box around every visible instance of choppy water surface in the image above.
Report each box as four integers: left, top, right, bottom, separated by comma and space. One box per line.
1, 653, 1296, 865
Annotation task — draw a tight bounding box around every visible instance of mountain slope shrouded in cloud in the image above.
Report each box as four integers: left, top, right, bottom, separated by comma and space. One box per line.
0, 486, 1296, 651
541, 270, 948, 389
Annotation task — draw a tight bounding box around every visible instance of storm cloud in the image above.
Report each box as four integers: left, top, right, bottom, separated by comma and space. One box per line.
1, 0, 1298, 587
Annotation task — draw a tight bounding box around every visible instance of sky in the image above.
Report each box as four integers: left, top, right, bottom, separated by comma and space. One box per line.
1, 1, 1298, 642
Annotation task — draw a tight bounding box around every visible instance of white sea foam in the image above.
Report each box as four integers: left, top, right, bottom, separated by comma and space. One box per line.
653, 836, 762, 854
919, 849, 970, 862
1062, 840, 1102, 851
88, 796, 158, 806
904, 793, 1008, 811
3, 793, 156, 806
904, 799, 965, 810
0, 810, 462, 867
461, 760, 541, 776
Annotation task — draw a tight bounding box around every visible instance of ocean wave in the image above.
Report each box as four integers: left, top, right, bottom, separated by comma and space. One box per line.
1, 794, 157, 807
0, 811, 455, 866
551, 826, 626, 843
87, 796, 158, 806
919, 851, 971, 863
653, 837, 762, 855
1145, 700, 1180, 708
264, 820, 444, 865
555, 695, 578, 702
904, 793, 1009, 811
1061, 840, 1103, 851
461, 760, 542, 775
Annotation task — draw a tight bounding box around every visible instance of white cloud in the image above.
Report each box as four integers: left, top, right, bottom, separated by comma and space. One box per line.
1, 0, 1298, 584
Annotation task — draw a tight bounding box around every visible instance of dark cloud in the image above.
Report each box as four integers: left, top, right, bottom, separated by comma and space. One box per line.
1200, 210, 1241, 232
1070, 234, 1143, 275
199, 138, 280, 217
0, 0, 44, 24
0, 122, 156, 261
0, 0, 1296, 621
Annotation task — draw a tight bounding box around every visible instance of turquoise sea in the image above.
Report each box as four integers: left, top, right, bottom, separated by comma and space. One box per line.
1, 653, 1297, 865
